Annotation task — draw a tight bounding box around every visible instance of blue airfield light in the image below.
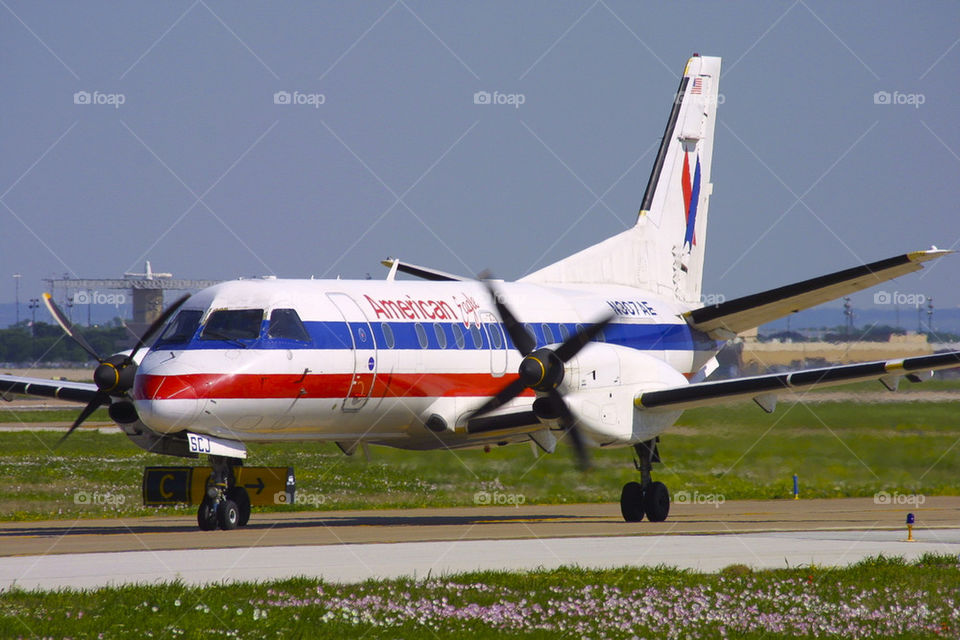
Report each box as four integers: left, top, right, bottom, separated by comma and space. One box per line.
792, 474, 799, 500
906, 512, 916, 542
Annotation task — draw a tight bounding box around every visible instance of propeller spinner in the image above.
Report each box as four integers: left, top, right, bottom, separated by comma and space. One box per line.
471, 277, 614, 470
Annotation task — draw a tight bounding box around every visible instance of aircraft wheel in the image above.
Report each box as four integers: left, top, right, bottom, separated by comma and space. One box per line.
197, 497, 218, 531
620, 481, 645, 522
227, 487, 251, 527
218, 498, 240, 530
643, 481, 670, 522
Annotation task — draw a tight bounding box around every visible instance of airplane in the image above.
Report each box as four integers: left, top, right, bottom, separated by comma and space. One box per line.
4, 54, 959, 531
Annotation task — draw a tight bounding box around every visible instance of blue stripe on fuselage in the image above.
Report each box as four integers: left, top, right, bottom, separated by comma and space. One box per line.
155, 319, 717, 354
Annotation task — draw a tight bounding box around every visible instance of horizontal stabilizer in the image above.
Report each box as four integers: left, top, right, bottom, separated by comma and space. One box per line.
636, 350, 960, 412
380, 258, 468, 282
686, 249, 950, 338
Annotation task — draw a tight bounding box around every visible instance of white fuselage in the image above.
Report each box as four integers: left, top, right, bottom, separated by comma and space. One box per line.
133, 278, 718, 450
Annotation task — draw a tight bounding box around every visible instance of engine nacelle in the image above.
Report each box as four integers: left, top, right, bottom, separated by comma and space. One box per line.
565, 344, 688, 445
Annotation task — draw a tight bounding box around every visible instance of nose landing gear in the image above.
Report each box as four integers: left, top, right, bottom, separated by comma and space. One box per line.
197, 456, 252, 531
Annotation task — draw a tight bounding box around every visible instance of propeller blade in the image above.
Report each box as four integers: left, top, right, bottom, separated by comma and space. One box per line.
56, 393, 109, 448
480, 275, 536, 356
126, 294, 190, 363
470, 377, 529, 419
41, 293, 102, 362
549, 390, 590, 471
553, 313, 616, 363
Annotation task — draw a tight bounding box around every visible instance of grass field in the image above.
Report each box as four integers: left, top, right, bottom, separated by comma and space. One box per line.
2, 555, 958, 638
0, 392, 958, 520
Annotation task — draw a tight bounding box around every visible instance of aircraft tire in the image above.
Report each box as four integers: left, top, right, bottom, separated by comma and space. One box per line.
620, 481, 645, 522
228, 487, 251, 527
218, 499, 240, 530
197, 497, 218, 531
643, 481, 670, 522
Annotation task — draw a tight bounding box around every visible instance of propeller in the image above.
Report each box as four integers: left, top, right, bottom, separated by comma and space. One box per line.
472, 277, 614, 470
42, 292, 190, 446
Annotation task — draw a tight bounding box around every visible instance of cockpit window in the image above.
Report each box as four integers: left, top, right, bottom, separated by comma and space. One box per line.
157, 309, 203, 344
201, 309, 263, 341
267, 308, 310, 342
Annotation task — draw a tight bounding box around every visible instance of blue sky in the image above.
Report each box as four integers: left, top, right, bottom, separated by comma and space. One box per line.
2, 1, 959, 316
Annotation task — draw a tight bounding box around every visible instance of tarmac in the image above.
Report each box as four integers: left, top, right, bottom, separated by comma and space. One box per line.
1, 497, 956, 590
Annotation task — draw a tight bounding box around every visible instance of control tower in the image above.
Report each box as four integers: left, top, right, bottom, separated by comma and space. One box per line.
44, 261, 221, 334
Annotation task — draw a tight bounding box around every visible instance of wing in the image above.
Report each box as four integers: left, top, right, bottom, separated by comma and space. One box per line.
0, 375, 99, 404
685, 249, 949, 338
635, 351, 960, 413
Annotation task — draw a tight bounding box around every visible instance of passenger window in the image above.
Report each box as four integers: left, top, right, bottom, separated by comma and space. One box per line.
487, 323, 503, 349
415, 323, 428, 349
452, 324, 465, 349
158, 309, 202, 344
434, 323, 447, 349
523, 323, 537, 347
267, 308, 310, 342
470, 325, 483, 349
558, 324, 570, 342
541, 323, 555, 344
201, 309, 263, 341
381, 323, 395, 349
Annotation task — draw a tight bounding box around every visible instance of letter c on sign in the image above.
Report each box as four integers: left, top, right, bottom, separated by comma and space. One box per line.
160, 474, 175, 499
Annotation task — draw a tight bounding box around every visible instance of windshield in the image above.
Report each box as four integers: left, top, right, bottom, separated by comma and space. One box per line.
267, 308, 310, 342
156, 309, 203, 345
200, 309, 264, 341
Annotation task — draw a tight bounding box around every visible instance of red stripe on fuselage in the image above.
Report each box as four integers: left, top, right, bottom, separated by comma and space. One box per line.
135, 372, 535, 401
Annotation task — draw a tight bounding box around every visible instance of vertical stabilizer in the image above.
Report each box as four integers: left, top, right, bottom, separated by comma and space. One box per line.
522, 55, 721, 305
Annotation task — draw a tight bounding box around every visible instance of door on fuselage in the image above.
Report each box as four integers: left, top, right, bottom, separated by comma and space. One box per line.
481, 311, 508, 377
326, 293, 378, 411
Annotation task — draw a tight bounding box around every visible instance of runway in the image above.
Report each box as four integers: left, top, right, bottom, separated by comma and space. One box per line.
1, 497, 957, 590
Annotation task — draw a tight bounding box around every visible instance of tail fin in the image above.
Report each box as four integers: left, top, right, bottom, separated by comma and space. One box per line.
522, 55, 721, 305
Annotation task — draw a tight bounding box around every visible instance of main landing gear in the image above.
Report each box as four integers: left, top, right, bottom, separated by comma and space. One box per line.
620, 438, 670, 523
197, 455, 252, 531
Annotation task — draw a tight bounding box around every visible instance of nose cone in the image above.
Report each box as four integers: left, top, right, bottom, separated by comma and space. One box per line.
133, 363, 201, 433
